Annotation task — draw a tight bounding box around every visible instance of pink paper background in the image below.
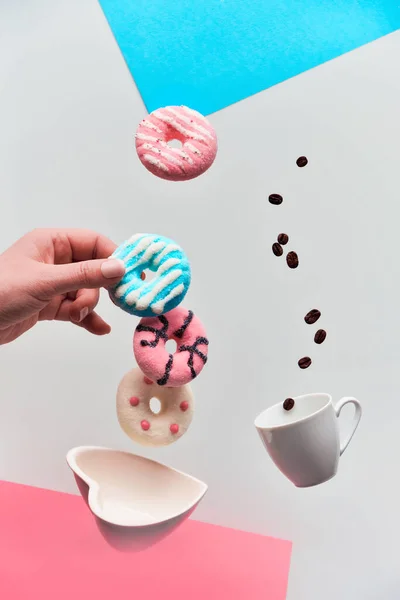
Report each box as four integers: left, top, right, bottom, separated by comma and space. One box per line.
0, 481, 291, 599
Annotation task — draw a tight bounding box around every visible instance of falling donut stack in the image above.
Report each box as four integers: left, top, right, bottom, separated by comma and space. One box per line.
109, 105, 217, 446
110, 233, 210, 447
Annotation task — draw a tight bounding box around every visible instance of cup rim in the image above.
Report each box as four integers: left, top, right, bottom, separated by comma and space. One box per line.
254, 392, 332, 430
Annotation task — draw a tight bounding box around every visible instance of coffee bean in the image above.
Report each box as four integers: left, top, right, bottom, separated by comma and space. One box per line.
268, 193, 283, 205
140, 272, 146, 281
272, 242, 283, 257
277, 233, 289, 245
296, 156, 308, 168
314, 329, 327, 344
283, 398, 295, 411
298, 356, 312, 369
304, 309, 321, 325
286, 251, 299, 269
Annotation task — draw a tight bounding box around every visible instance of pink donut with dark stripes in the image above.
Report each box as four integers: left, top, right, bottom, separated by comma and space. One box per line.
135, 106, 217, 181
133, 306, 209, 387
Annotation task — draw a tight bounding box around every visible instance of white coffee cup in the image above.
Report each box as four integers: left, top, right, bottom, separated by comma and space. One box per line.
254, 393, 362, 488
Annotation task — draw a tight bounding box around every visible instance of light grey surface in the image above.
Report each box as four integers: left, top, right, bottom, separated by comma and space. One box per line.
1, 1, 400, 598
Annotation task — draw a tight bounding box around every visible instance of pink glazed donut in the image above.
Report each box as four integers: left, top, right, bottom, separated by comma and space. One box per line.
134, 306, 209, 387
135, 106, 217, 181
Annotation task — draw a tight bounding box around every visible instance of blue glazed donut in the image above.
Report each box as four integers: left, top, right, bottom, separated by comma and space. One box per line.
109, 233, 191, 317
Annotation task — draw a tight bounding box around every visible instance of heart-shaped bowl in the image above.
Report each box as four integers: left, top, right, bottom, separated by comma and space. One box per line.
66, 446, 208, 528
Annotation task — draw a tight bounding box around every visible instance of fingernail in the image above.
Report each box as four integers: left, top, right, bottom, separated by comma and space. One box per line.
101, 258, 125, 279
79, 307, 89, 322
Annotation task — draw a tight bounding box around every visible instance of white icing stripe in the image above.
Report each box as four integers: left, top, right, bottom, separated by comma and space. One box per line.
111, 248, 123, 260
151, 283, 185, 314
152, 111, 207, 143
121, 235, 154, 264
126, 269, 182, 308
143, 154, 169, 172
135, 133, 159, 142
153, 243, 180, 266
141, 119, 163, 134
126, 233, 146, 244
184, 142, 202, 156
157, 257, 181, 275
165, 107, 214, 139
157, 151, 184, 168
112, 233, 144, 259
182, 106, 203, 119
142, 144, 184, 167
114, 279, 133, 298
125, 240, 166, 273
136, 269, 182, 310
139, 139, 193, 165
138, 136, 170, 150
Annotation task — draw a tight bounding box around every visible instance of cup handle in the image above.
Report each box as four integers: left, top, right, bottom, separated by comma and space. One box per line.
334, 397, 362, 455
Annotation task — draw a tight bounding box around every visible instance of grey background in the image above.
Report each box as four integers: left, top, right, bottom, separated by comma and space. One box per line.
1, 1, 400, 598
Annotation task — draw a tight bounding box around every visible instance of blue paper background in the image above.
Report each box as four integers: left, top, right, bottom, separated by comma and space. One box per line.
98, 0, 400, 115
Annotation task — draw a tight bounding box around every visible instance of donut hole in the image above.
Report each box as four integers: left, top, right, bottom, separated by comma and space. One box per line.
150, 397, 162, 415
141, 269, 156, 282
167, 139, 182, 148
165, 339, 177, 353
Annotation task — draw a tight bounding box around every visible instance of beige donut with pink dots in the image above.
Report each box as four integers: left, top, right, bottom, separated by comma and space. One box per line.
116, 367, 194, 447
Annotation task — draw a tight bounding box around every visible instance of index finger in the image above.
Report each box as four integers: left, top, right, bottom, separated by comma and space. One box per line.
52, 228, 118, 263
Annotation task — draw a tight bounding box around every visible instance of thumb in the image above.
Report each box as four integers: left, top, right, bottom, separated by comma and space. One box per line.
39, 258, 126, 296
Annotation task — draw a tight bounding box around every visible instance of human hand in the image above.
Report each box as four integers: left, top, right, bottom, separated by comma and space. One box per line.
0, 228, 125, 345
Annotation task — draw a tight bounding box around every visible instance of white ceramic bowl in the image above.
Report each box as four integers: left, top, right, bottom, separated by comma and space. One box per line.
66, 446, 208, 528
